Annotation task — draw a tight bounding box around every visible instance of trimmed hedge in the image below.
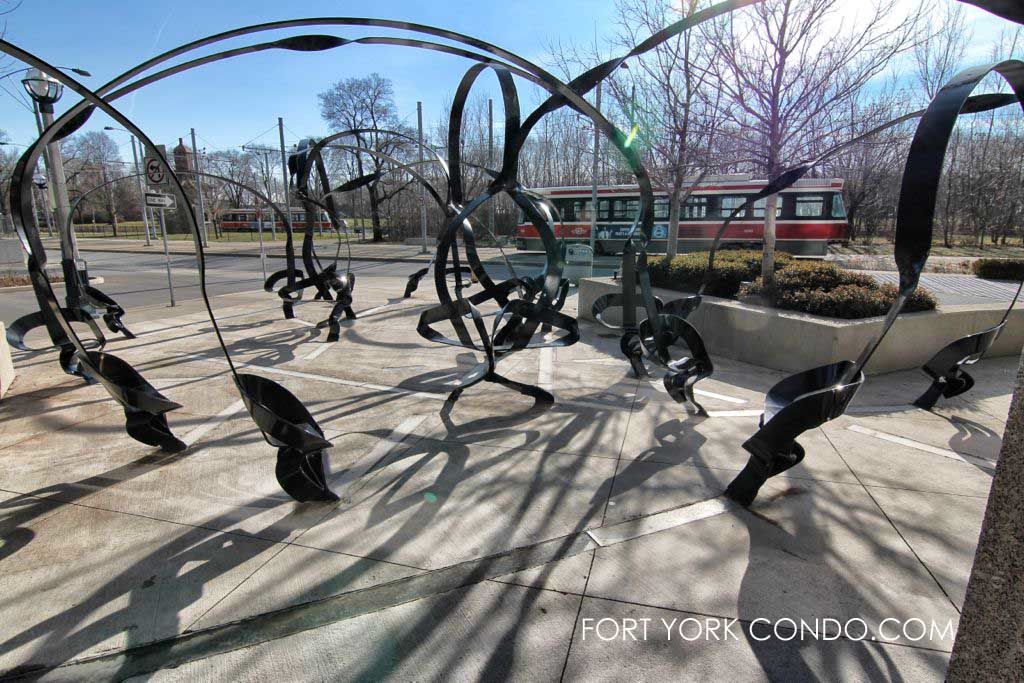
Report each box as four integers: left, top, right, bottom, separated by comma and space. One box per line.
972, 258, 1024, 281
645, 252, 936, 319
740, 262, 936, 319
648, 249, 793, 298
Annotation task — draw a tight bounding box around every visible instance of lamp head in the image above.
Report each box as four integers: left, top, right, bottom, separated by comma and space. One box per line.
21, 68, 63, 111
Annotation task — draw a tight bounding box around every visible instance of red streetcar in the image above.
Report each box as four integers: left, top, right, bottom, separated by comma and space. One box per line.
515, 175, 850, 256
218, 207, 333, 232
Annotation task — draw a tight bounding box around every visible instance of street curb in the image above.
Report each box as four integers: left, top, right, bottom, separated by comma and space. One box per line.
73, 246, 438, 265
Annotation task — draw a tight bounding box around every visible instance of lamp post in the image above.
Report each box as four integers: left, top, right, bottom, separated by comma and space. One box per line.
22, 67, 88, 307
104, 126, 153, 245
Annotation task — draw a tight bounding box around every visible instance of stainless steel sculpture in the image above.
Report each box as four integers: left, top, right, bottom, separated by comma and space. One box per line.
726, 60, 1024, 506
3, 4, 757, 499
5, 0, 1012, 507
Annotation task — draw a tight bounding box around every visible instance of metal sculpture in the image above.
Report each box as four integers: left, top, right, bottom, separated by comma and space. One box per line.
4, 0, 1018, 509
725, 60, 1024, 506
4, 2, 758, 499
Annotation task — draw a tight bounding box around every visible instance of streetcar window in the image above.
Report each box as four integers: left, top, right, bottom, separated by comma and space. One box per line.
831, 194, 847, 218
598, 199, 611, 220
654, 198, 669, 219
720, 195, 746, 217
796, 195, 825, 217
752, 197, 782, 218
574, 200, 593, 221
681, 196, 709, 219
624, 199, 640, 219
554, 199, 574, 220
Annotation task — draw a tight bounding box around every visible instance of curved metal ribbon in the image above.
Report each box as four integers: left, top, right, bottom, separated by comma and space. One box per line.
1, 2, 761, 499
726, 60, 1024, 506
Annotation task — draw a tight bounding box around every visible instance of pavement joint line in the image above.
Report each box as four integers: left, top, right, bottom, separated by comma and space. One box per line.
845, 424, 996, 469
333, 415, 430, 505
25, 496, 736, 681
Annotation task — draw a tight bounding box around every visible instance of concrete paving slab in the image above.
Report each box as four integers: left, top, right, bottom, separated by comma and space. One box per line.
620, 398, 860, 485
295, 440, 616, 571
820, 419, 994, 498
866, 486, 988, 609
127, 581, 579, 683
585, 472, 962, 650
0, 380, 119, 452
191, 544, 424, 629
0, 503, 282, 675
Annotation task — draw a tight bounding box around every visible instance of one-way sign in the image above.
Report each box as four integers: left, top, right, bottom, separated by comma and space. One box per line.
145, 192, 177, 210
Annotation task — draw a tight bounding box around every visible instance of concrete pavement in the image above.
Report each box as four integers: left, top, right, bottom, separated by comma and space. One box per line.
0, 273, 1016, 680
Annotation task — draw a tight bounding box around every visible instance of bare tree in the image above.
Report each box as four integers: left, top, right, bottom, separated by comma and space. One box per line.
704, 0, 926, 288
318, 73, 415, 241
64, 131, 125, 234
913, 1, 971, 101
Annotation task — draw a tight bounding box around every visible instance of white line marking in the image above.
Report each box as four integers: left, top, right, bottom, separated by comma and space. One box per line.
303, 342, 334, 361
846, 424, 996, 468
707, 409, 763, 418
588, 497, 736, 546
357, 302, 402, 318
291, 318, 318, 328
647, 377, 747, 405
538, 347, 555, 392
694, 389, 747, 405
334, 415, 429, 504
846, 405, 922, 415
180, 400, 247, 448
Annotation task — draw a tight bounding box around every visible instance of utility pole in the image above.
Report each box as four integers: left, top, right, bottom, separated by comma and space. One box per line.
130, 136, 152, 245
418, 101, 427, 254
242, 143, 280, 240
190, 128, 209, 246
488, 98, 495, 240
277, 118, 294, 238
588, 82, 602, 254
28, 85, 82, 306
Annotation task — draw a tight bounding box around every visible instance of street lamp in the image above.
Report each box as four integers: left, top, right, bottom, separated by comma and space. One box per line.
21, 66, 89, 307
105, 125, 153, 245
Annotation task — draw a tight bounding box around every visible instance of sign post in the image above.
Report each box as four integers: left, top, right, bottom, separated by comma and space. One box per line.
145, 192, 177, 307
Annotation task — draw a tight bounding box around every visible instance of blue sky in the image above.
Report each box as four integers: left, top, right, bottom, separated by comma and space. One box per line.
0, 0, 620, 158
0, 0, 1015, 162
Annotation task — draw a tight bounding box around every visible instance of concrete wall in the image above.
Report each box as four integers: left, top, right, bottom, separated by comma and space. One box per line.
579, 277, 1024, 375
0, 322, 16, 401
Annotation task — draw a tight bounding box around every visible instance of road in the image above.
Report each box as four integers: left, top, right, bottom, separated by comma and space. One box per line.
2, 250, 1015, 331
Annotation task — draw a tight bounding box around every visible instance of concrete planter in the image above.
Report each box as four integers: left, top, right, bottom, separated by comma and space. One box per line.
579, 277, 1024, 375
0, 322, 16, 401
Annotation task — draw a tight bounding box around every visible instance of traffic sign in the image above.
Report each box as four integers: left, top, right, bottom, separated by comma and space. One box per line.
145, 192, 177, 210
144, 144, 168, 186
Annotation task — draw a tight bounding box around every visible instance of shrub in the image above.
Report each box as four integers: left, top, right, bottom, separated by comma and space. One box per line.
648, 249, 792, 298
972, 258, 1024, 281
739, 262, 937, 319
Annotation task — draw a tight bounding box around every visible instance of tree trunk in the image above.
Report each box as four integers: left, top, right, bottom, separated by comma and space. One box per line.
761, 194, 779, 292
369, 184, 383, 242
666, 180, 682, 261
